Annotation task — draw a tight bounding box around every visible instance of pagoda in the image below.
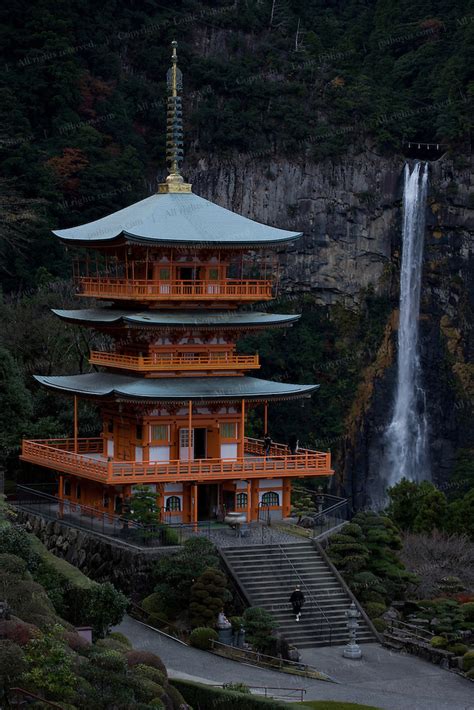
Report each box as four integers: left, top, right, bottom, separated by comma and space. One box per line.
21, 42, 333, 524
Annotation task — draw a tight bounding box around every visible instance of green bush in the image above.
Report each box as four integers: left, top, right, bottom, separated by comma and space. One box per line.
224, 682, 251, 693
466, 669, 474, 680
461, 602, 474, 622
130, 675, 163, 703
243, 607, 277, 653
372, 618, 387, 633
0, 553, 28, 578
132, 663, 166, 686
125, 650, 167, 676
447, 643, 469, 656
189, 627, 218, 650
341, 523, 364, 538
0, 527, 38, 569
108, 631, 132, 648
95, 637, 130, 653
141, 592, 168, 619
463, 650, 474, 672
430, 636, 448, 649
189, 567, 229, 629
171, 678, 289, 709
0, 640, 26, 699
165, 683, 187, 709
364, 602, 387, 619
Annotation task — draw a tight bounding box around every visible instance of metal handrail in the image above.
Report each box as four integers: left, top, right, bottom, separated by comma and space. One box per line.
218, 684, 307, 701
276, 542, 333, 645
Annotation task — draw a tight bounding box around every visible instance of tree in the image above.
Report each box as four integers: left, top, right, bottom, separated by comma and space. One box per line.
386, 478, 423, 531
0, 347, 33, 456
388, 480, 448, 534
189, 568, 229, 629
242, 607, 277, 653
22, 625, 76, 701
153, 538, 219, 616
128, 484, 160, 526
291, 486, 316, 523
80, 582, 128, 638
78, 649, 134, 710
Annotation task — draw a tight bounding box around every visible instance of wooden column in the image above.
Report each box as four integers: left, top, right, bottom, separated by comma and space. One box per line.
282, 479, 292, 518
240, 399, 245, 457
188, 400, 192, 463
58, 475, 64, 519
246, 479, 251, 523
192, 483, 198, 530
73, 396, 78, 453
264, 400, 268, 434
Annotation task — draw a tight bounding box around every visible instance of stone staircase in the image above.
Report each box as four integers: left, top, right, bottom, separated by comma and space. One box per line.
221, 539, 376, 648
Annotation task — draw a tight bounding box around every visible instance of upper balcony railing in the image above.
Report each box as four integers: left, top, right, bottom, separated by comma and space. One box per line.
21, 437, 333, 485
88, 350, 260, 373
77, 277, 273, 302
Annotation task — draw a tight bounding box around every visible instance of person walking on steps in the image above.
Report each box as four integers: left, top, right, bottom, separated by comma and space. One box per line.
290, 585, 305, 622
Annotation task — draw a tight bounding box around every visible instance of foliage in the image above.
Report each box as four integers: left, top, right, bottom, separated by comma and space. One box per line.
171, 678, 289, 709
0, 619, 41, 647
364, 602, 387, 619
0, 640, 26, 700
447, 642, 469, 655
189, 567, 229, 629
22, 625, 76, 700
153, 537, 219, 616
372, 618, 387, 633
125, 650, 167, 676
0, 553, 28, 578
78, 649, 134, 709
132, 663, 166, 686
128, 484, 160, 526
189, 626, 218, 650
462, 650, 474, 672
108, 631, 132, 648
461, 602, 474, 622
242, 607, 277, 653
223, 682, 251, 693
430, 636, 448, 648
0, 526, 39, 569
68, 581, 128, 638
291, 485, 317, 522
327, 511, 417, 610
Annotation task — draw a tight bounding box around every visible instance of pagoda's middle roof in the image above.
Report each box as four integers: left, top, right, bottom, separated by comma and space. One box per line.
53, 192, 301, 248
52, 309, 300, 329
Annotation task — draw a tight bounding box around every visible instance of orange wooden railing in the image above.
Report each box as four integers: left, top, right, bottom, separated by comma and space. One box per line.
78, 277, 273, 301
21, 437, 333, 485
88, 350, 260, 372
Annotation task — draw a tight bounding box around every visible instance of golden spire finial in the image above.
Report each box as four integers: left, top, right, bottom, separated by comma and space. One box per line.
158, 40, 192, 194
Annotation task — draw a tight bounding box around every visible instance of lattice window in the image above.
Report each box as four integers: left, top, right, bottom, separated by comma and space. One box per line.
261, 491, 280, 507
165, 496, 181, 512
150, 424, 170, 442
220, 422, 237, 439
236, 492, 248, 509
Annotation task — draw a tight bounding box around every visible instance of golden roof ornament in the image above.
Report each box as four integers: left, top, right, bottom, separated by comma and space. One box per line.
158, 40, 192, 194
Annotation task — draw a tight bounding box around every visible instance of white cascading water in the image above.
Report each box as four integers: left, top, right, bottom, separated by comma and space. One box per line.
381, 161, 430, 494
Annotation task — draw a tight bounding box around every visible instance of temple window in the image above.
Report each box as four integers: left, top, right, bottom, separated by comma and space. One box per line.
165, 496, 181, 512
236, 492, 248, 509
261, 491, 279, 507
220, 422, 237, 439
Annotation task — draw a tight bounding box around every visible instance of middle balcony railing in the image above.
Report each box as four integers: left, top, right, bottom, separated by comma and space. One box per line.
88, 350, 261, 373
77, 277, 273, 301
21, 437, 333, 485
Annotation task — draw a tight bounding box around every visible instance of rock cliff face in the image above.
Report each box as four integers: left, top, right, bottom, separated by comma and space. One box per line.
187, 147, 474, 507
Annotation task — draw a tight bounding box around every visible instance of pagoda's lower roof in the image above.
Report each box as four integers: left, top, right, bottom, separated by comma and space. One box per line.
52, 309, 300, 329
34, 373, 318, 403
52, 192, 301, 248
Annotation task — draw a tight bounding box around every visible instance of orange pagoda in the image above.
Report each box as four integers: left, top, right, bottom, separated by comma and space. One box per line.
21, 42, 333, 524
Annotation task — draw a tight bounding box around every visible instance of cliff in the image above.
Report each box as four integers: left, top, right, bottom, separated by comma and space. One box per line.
187, 147, 474, 507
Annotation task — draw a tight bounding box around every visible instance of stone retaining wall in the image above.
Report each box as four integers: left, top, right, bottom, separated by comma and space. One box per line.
16, 509, 178, 597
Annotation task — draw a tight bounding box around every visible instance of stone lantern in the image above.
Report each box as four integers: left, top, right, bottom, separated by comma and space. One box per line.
343, 602, 362, 659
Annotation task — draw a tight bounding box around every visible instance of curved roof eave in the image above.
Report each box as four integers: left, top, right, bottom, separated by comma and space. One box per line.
34, 373, 319, 403
51, 309, 301, 329
52, 192, 302, 248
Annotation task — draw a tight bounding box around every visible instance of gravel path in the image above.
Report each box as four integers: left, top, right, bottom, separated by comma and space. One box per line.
115, 615, 474, 710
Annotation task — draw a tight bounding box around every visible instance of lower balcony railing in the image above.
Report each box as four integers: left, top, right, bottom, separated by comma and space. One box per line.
88, 350, 260, 372
78, 277, 273, 301
21, 437, 333, 485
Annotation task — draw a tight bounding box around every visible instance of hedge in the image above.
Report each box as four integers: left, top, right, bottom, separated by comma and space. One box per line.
171, 679, 289, 709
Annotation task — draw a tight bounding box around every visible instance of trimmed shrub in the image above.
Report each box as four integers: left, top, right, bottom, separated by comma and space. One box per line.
461, 602, 474, 622
223, 682, 251, 693
149, 699, 165, 709
0, 619, 41, 646
466, 669, 474, 680
0, 640, 26, 697
0, 553, 28, 578
189, 627, 218, 650
372, 618, 387, 633
340, 523, 364, 538
95, 637, 130, 653
243, 607, 277, 653
125, 650, 167, 676
447, 643, 469, 656
189, 567, 229, 629
141, 592, 168, 619
63, 631, 91, 654
165, 683, 188, 709
463, 650, 474, 672
430, 636, 448, 649
0, 527, 39, 569
108, 631, 132, 648
172, 679, 289, 709
132, 663, 166, 686
130, 675, 164, 703
364, 602, 387, 619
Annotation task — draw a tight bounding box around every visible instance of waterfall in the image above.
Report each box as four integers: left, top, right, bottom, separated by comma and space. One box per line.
381, 161, 430, 496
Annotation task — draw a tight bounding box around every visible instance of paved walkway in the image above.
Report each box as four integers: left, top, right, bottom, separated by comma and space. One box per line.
115, 616, 474, 710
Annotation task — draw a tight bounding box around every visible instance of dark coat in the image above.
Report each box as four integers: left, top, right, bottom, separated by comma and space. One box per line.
290, 590, 305, 605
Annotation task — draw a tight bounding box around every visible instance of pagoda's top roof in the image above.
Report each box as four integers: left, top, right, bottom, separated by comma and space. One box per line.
52, 308, 300, 329
34, 373, 318, 403
52, 192, 301, 248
